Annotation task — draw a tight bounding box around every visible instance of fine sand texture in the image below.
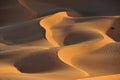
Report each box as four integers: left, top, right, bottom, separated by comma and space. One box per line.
0, 0, 120, 80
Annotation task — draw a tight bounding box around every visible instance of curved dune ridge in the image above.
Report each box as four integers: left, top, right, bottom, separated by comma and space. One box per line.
0, 0, 120, 80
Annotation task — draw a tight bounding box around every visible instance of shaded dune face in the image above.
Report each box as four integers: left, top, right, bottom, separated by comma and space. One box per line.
0, 46, 43, 60
107, 19, 120, 41
64, 31, 102, 45
21, 0, 120, 16
72, 43, 120, 76
0, 0, 76, 27
1, 0, 119, 27
18, 0, 71, 17
1, 0, 120, 26
14, 49, 68, 73
0, 0, 36, 27
0, 19, 45, 45
18, 0, 37, 18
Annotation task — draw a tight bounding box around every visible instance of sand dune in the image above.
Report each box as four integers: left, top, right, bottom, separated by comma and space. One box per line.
3, 0, 120, 26
0, 18, 46, 45
16, 0, 120, 16
0, 0, 120, 80
78, 74, 120, 80
0, 0, 35, 27
14, 48, 68, 73
72, 42, 120, 76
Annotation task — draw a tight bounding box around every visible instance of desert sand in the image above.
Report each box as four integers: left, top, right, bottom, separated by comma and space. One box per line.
0, 0, 120, 80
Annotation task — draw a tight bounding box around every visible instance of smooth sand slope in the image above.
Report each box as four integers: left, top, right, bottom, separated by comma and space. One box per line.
0, 0, 120, 80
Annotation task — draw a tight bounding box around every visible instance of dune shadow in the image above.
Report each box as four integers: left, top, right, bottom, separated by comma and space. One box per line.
106, 19, 120, 42
14, 49, 68, 73
0, 0, 35, 27
64, 31, 101, 45
0, 19, 45, 45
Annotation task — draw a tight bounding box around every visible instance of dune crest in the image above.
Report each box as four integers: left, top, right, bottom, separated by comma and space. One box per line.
40, 12, 69, 47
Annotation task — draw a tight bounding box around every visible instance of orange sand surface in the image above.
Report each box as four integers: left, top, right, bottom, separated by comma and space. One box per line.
0, 0, 120, 80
